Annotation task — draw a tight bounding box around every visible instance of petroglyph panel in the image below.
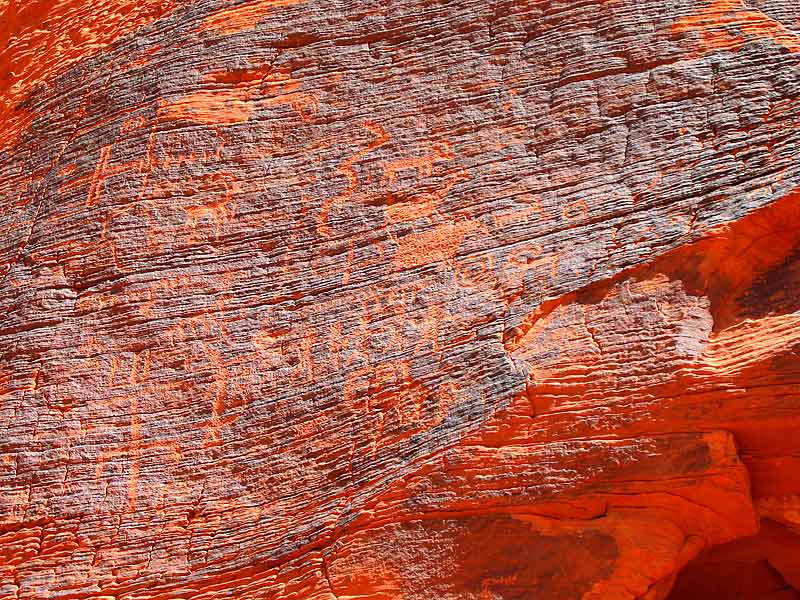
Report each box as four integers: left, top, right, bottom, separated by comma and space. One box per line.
2, 0, 800, 598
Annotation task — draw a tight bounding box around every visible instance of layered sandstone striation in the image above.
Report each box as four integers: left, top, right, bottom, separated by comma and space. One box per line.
1, 0, 800, 598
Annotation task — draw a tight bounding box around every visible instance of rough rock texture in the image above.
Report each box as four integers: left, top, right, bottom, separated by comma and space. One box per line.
1, 0, 800, 598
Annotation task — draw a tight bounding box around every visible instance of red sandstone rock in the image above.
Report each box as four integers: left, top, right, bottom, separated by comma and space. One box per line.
1, 0, 800, 598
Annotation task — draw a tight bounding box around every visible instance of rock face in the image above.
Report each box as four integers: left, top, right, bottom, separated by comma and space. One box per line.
1, 0, 800, 598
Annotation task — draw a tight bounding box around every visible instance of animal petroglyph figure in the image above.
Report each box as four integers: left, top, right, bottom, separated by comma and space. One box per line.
381, 141, 455, 186
343, 361, 457, 454
317, 121, 390, 237
184, 173, 240, 230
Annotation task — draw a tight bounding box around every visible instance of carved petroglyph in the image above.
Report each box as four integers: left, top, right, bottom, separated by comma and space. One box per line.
57, 121, 163, 248
455, 253, 497, 290
197, 343, 230, 448
75, 285, 155, 317
253, 321, 317, 385
107, 350, 152, 388
57, 121, 241, 250
87, 145, 113, 207
317, 121, 390, 238
95, 366, 182, 512
318, 127, 471, 238
120, 114, 147, 135
384, 168, 470, 224
167, 312, 229, 347
165, 303, 256, 447
343, 361, 457, 455
184, 173, 242, 236
380, 140, 468, 226
60, 142, 138, 209
561, 199, 589, 222
492, 196, 545, 229
380, 142, 455, 186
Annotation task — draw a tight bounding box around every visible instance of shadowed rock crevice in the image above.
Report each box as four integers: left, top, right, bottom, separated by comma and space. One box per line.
666, 519, 800, 600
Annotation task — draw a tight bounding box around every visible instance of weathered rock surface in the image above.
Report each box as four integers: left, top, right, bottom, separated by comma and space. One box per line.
1, 0, 799, 598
